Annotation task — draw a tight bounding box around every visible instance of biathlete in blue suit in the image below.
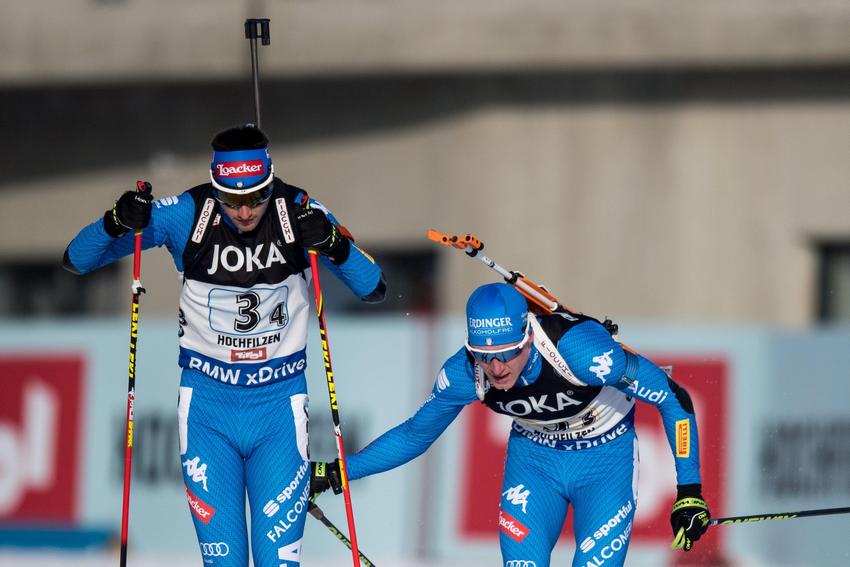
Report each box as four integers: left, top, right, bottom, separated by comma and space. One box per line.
63, 125, 385, 567
311, 282, 710, 567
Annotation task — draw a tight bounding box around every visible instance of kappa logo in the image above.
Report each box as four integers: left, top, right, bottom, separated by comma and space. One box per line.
502, 484, 531, 514
589, 349, 614, 382
183, 456, 209, 491
436, 369, 450, 392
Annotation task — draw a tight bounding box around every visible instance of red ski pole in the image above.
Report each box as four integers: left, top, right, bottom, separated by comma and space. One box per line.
307, 250, 361, 567
119, 180, 150, 567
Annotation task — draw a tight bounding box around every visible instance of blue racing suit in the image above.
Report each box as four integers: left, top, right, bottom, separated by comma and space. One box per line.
347, 312, 701, 567
64, 179, 384, 567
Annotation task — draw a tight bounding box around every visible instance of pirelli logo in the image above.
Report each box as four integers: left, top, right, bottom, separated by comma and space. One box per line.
676, 419, 690, 458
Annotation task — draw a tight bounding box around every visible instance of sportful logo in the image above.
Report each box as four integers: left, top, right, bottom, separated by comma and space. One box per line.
183, 456, 209, 491
264, 461, 309, 518
583, 520, 632, 566
436, 369, 450, 392
589, 349, 614, 382
200, 542, 230, 557
592, 501, 633, 541
502, 484, 531, 514
215, 160, 265, 178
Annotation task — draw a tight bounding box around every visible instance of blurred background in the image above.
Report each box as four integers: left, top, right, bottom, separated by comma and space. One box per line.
1, 1, 849, 565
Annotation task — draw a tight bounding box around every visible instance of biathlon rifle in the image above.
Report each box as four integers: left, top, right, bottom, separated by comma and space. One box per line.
427, 229, 625, 344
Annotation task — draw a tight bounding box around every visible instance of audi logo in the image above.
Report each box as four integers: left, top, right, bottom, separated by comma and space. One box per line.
201, 542, 230, 557
505, 561, 536, 567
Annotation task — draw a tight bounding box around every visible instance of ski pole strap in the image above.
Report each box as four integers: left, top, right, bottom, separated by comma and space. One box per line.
619, 350, 639, 387
672, 497, 707, 513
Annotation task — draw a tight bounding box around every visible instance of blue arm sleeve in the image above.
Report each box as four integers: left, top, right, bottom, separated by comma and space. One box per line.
304, 198, 384, 300
618, 355, 702, 485
560, 320, 702, 485
347, 348, 476, 481
64, 193, 195, 273
320, 244, 384, 300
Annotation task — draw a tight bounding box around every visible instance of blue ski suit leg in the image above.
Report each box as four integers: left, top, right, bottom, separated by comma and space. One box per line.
178, 369, 310, 567
499, 428, 638, 567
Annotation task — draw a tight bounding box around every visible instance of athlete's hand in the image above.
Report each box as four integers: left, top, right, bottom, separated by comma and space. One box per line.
670, 485, 710, 551
103, 183, 153, 237
294, 207, 350, 264
310, 460, 343, 498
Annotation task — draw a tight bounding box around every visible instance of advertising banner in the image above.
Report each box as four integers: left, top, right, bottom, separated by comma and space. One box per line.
0, 355, 84, 523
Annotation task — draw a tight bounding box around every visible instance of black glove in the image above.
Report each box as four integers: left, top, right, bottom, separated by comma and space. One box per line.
294, 207, 351, 264
670, 484, 710, 551
310, 460, 344, 498
103, 183, 153, 237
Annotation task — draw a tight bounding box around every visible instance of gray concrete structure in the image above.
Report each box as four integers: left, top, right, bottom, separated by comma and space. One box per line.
1, 1, 849, 326
3, 1, 850, 81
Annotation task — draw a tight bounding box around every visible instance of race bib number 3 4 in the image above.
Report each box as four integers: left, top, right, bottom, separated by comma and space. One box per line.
208, 286, 290, 335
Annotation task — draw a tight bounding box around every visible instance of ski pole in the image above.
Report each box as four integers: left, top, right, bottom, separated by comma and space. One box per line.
307, 250, 362, 566
119, 180, 150, 567
308, 501, 376, 566
244, 18, 271, 128
710, 505, 850, 526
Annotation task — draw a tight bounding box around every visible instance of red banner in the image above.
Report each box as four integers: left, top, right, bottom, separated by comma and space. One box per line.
0, 355, 84, 522
460, 356, 727, 552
